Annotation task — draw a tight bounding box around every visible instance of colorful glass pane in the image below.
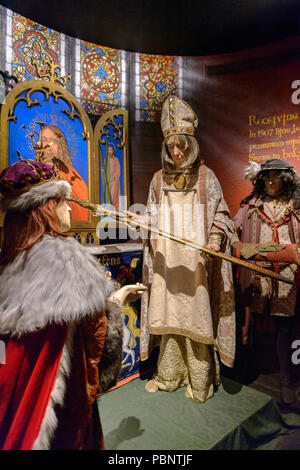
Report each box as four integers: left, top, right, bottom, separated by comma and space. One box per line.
81, 40, 121, 115
12, 13, 60, 82
139, 54, 179, 122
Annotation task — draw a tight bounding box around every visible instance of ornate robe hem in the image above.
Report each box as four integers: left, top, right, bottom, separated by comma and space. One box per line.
149, 326, 216, 346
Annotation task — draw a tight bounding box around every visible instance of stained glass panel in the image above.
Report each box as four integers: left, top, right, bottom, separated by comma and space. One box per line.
81, 40, 122, 115
138, 54, 180, 122
12, 13, 60, 82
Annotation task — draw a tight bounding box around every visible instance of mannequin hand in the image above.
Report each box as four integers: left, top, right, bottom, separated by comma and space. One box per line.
205, 243, 220, 252
111, 283, 147, 305
123, 283, 148, 303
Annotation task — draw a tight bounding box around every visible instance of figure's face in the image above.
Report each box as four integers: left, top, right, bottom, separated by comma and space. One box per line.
108, 146, 114, 157
166, 136, 189, 166
264, 170, 284, 196
41, 128, 59, 163
56, 198, 71, 232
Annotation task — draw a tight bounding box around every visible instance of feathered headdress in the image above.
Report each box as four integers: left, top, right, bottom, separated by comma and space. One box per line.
244, 159, 295, 183
244, 161, 261, 182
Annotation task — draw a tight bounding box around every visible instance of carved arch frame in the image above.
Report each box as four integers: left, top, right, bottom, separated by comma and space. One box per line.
94, 108, 130, 211
0, 77, 100, 238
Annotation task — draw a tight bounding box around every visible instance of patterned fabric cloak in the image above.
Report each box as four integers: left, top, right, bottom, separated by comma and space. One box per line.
140, 165, 236, 368
234, 196, 300, 312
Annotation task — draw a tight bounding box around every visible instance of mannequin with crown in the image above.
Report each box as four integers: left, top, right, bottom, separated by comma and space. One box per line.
234, 159, 300, 406
0, 158, 146, 450
139, 96, 236, 403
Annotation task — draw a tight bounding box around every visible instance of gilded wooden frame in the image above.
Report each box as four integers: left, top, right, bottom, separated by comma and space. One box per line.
0, 63, 99, 241
0, 62, 130, 245
94, 108, 130, 211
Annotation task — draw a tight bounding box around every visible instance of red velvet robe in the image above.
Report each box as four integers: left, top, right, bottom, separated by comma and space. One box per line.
0, 235, 123, 450
0, 312, 108, 450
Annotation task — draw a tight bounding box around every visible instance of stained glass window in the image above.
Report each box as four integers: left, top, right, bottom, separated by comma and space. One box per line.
11, 12, 61, 82
2, 7, 182, 121
135, 53, 183, 122
80, 40, 126, 115
74, 38, 81, 101
5, 8, 13, 75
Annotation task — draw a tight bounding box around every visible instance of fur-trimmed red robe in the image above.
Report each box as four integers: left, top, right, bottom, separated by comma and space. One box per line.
0, 235, 123, 450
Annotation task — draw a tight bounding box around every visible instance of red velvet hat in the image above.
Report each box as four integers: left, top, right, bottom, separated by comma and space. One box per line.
0, 158, 71, 212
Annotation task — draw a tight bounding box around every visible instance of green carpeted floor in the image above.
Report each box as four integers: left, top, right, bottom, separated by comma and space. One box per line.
97, 376, 300, 450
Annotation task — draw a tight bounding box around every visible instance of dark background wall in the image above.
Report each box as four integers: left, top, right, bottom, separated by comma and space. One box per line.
1, 0, 300, 56
129, 120, 162, 207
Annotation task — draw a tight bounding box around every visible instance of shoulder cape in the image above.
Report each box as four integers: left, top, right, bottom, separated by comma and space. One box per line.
0, 235, 115, 336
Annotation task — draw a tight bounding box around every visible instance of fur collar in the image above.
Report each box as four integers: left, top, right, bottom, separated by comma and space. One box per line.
0, 235, 115, 336
0, 180, 71, 212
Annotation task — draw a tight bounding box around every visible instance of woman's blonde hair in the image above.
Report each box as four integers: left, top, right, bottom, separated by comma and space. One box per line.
161, 134, 202, 173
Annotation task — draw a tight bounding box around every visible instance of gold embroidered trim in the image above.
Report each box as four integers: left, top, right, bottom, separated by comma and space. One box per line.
149, 326, 216, 345
163, 127, 194, 137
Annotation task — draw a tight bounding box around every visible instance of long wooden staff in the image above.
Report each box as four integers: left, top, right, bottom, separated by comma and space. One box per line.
68, 195, 296, 285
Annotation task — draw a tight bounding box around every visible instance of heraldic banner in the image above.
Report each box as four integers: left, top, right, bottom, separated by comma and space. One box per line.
94, 249, 143, 388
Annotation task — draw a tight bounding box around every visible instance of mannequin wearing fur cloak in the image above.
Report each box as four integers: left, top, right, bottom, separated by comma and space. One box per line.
234, 159, 300, 405
139, 96, 236, 403
0, 158, 146, 450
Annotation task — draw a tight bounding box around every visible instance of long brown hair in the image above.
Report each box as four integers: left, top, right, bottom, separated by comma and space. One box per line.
0, 198, 68, 266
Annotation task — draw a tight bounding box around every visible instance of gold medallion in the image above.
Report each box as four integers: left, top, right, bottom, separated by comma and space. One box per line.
173, 174, 186, 190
